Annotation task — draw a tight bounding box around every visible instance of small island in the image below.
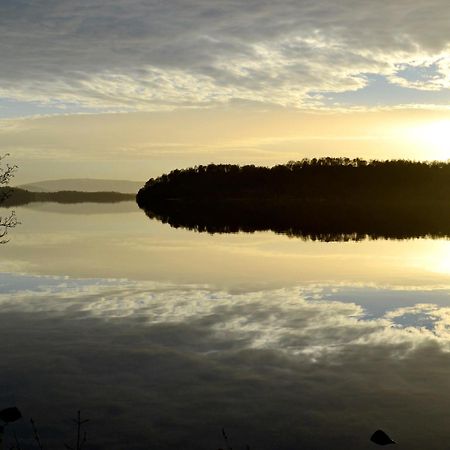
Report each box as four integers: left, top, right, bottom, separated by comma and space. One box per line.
136, 158, 450, 241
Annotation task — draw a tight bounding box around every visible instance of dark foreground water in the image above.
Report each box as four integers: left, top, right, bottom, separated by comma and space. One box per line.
1, 202, 450, 449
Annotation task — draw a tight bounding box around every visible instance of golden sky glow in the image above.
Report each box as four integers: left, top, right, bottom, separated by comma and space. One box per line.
2, 108, 448, 183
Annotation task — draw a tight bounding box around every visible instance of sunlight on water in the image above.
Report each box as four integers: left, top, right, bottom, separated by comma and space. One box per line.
0, 203, 449, 289
413, 240, 450, 275
434, 242, 450, 274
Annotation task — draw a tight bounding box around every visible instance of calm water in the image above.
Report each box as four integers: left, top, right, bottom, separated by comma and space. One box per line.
1, 202, 450, 449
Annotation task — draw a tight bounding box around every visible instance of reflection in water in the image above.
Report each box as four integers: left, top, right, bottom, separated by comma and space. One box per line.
142, 199, 450, 241
0, 203, 449, 449
1, 203, 450, 288
1, 275, 450, 450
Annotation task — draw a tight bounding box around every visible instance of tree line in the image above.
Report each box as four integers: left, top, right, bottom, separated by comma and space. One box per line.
0, 187, 134, 207
137, 158, 450, 205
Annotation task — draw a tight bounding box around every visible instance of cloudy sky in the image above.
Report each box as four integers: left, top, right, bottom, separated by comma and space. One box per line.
1, 0, 450, 182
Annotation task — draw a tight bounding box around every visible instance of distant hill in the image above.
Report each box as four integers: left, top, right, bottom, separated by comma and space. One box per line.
17, 179, 143, 194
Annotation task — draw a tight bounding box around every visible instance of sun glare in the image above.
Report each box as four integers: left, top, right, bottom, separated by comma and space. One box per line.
418, 241, 450, 275
433, 242, 450, 274
408, 120, 450, 160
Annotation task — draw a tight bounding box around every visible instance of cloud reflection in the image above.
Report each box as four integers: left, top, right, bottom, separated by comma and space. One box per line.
1, 276, 450, 449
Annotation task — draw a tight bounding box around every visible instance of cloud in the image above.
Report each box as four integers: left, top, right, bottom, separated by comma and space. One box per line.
1, 0, 450, 110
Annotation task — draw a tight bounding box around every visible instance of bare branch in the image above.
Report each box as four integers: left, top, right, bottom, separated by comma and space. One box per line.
0, 154, 17, 186
0, 211, 19, 244
66, 411, 89, 450
0, 154, 19, 244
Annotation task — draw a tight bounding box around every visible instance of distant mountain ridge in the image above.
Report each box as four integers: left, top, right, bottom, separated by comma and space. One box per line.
17, 178, 143, 194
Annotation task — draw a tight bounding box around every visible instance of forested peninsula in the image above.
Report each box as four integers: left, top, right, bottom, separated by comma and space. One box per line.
136, 159, 450, 241
137, 158, 450, 203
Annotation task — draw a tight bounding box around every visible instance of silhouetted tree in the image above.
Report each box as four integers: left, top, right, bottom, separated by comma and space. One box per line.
0, 154, 18, 243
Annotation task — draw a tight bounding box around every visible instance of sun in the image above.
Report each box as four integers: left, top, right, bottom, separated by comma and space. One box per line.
409, 120, 450, 160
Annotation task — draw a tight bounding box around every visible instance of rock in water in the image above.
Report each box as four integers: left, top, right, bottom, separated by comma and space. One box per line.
0, 407, 22, 424
370, 429, 396, 445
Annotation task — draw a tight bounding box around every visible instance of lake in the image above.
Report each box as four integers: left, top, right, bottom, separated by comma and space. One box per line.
1, 201, 450, 449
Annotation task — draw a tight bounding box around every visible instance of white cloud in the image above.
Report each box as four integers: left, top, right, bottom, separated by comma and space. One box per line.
1, 0, 450, 110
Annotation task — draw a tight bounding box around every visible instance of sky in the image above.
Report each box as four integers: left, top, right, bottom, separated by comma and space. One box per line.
1, 0, 450, 183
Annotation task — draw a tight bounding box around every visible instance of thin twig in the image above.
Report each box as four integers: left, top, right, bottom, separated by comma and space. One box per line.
13, 431, 22, 450
67, 411, 89, 450
221, 428, 233, 450
30, 419, 44, 450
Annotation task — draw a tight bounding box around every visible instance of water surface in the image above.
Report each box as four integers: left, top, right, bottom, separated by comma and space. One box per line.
1, 202, 449, 449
